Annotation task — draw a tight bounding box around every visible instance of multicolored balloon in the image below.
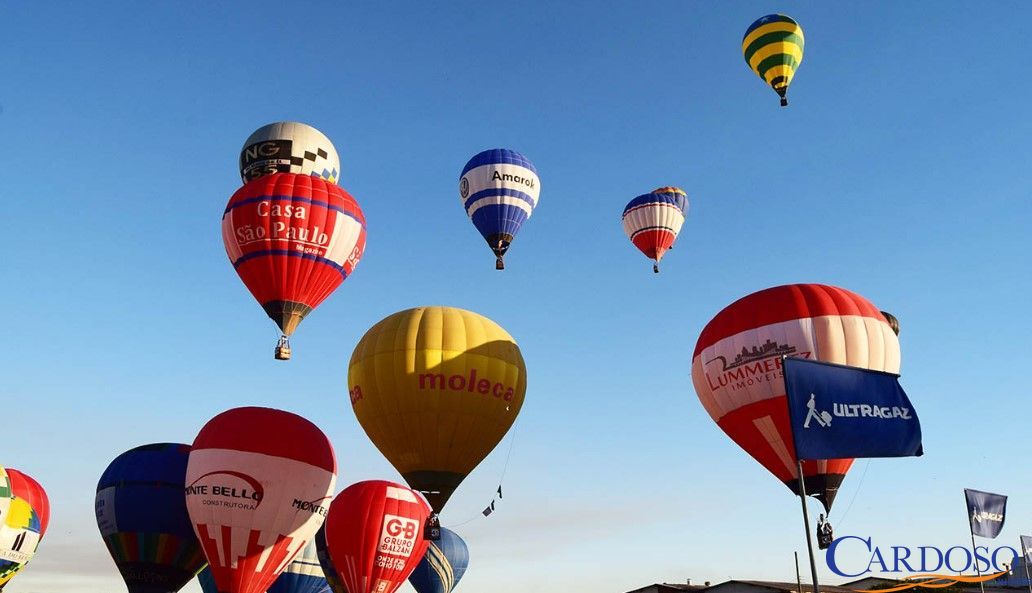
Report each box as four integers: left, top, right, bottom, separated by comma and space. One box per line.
240, 122, 340, 184
95, 443, 206, 593
185, 407, 337, 593
408, 527, 469, 593
313, 525, 347, 593
0, 467, 48, 590
348, 307, 527, 512
198, 539, 330, 593
743, 14, 804, 106
324, 481, 430, 593
622, 186, 688, 273
222, 172, 367, 359
458, 149, 540, 270
691, 284, 900, 511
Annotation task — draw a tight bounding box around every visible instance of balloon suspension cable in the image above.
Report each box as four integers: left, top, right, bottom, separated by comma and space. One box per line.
832, 459, 870, 530
496, 256, 504, 270
446, 421, 520, 529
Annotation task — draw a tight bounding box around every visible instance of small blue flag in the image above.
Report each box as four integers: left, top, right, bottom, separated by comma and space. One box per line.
965, 488, 1007, 538
784, 357, 923, 460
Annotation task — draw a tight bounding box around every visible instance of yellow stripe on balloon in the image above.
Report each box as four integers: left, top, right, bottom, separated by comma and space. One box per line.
741, 21, 804, 51
748, 43, 803, 72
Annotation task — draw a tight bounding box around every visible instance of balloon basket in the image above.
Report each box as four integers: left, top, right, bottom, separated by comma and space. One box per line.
425, 513, 441, 541
653, 263, 659, 274
495, 257, 504, 270
780, 97, 788, 107
275, 336, 292, 361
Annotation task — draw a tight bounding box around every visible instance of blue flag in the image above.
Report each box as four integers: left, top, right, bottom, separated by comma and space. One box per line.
783, 357, 923, 460
965, 488, 1007, 538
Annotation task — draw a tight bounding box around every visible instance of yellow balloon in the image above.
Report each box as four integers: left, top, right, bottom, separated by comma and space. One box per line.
348, 306, 527, 512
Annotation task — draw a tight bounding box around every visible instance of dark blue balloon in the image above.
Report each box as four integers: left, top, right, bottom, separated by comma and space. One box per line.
408, 527, 469, 593
95, 443, 206, 593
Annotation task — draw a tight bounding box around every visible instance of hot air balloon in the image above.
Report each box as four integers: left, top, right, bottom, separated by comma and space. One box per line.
743, 14, 804, 106
324, 481, 430, 593
691, 284, 900, 513
198, 539, 330, 593
186, 407, 336, 593
408, 527, 469, 593
0, 467, 49, 591
314, 525, 347, 593
240, 122, 341, 184
349, 307, 527, 512
222, 172, 367, 360
96, 443, 206, 593
622, 187, 688, 273
458, 149, 540, 270
880, 311, 900, 336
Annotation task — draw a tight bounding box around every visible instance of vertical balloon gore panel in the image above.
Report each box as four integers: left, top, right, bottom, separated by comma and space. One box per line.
349, 307, 526, 512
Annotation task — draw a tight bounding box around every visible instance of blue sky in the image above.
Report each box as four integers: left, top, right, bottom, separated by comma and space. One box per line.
3, 1, 1031, 592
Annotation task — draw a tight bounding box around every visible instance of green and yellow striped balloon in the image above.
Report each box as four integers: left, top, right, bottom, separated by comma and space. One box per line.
742, 14, 804, 106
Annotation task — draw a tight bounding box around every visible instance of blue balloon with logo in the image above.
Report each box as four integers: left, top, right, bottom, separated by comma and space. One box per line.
198, 538, 329, 593
458, 148, 540, 270
408, 527, 469, 593
95, 443, 206, 593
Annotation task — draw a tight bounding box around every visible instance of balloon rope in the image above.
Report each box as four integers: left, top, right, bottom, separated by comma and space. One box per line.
832, 459, 870, 528
445, 421, 520, 529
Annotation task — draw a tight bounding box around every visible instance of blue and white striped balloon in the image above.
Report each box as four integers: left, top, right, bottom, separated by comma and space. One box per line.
408, 527, 470, 593
459, 148, 540, 270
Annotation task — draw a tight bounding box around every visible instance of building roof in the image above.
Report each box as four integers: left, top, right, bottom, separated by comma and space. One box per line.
708, 580, 860, 593
625, 584, 709, 593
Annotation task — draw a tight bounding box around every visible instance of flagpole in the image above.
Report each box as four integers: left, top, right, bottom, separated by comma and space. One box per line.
795, 551, 804, 593
1021, 539, 1031, 593
797, 460, 821, 593
969, 530, 985, 593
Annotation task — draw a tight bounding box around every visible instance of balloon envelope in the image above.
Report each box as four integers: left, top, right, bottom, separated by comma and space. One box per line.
222, 172, 367, 344
186, 407, 337, 593
407, 527, 469, 593
96, 443, 207, 593
348, 306, 527, 512
324, 481, 430, 593
743, 14, 804, 105
0, 467, 48, 589
240, 122, 340, 184
458, 148, 540, 269
691, 284, 900, 511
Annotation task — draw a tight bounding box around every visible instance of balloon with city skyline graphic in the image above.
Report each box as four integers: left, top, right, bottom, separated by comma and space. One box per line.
691, 283, 900, 512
